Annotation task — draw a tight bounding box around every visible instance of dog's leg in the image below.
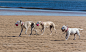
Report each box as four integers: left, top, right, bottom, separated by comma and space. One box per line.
29, 28, 34, 36
41, 26, 45, 35
65, 34, 67, 38
34, 28, 38, 35
54, 26, 57, 33
30, 23, 36, 35
77, 32, 80, 39
30, 27, 33, 35
50, 26, 52, 35
41, 27, 43, 32
76, 31, 80, 39
30, 27, 36, 35
79, 34, 80, 39
41, 26, 44, 32
33, 27, 38, 35
25, 25, 30, 34
34, 29, 37, 35
53, 24, 57, 33
30, 24, 38, 35
65, 32, 70, 40
19, 28, 23, 37
73, 34, 76, 40
25, 28, 28, 34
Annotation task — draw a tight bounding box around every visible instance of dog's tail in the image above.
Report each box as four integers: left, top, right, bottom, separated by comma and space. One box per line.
78, 28, 83, 31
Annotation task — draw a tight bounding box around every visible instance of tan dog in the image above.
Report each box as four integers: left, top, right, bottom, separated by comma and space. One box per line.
36, 21, 57, 35
15, 20, 37, 37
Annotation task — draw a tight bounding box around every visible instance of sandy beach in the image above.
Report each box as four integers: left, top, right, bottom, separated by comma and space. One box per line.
0, 16, 86, 52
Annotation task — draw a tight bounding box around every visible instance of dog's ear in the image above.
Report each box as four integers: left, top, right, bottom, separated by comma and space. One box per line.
20, 20, 22, 23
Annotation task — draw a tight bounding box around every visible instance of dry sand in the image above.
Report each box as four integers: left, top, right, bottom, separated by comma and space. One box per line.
0, 16, 86, 52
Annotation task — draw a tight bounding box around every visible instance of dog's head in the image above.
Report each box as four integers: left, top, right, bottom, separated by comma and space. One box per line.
15, 20, 22, 26
61, 25, 68, 32
36, 21, 41, 26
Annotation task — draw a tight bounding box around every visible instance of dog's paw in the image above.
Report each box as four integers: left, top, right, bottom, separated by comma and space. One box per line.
25, 32, 27, 34
41, 34, 43, 35
65, 39, 67, 41
50, 33, 52, 35
29, 35, 30, 36
18, 36, 21, 37
73, 39, 76, 40
55, 31, 57, 33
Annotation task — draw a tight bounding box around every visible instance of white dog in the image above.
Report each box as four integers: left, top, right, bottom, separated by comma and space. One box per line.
15, 20, 37, 37
36, 21, 57, 35
61, 25, 83, 40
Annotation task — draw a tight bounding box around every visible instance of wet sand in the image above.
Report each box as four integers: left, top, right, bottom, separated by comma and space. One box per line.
0, 16, 86, 52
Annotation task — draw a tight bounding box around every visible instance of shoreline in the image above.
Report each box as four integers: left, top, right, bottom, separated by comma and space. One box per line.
0, 7, 86, 16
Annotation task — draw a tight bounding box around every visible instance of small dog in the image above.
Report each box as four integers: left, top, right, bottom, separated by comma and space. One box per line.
61, 25, 83, 40
15, 20, 37, 37
36, 21, 57, 35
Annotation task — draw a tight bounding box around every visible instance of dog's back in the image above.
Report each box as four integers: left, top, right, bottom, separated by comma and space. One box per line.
43, 21, 55, 26
68, 28, 81, 35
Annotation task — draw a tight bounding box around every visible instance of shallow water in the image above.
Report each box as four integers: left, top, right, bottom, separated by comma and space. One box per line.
0, 8, 86, 16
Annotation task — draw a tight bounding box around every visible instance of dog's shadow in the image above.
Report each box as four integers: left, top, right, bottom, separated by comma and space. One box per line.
51, 40, 65, 41
3, 35, 29, 37
7, 36, 18, 37
0, 36, 18, 37
33, 34, 40, 35
6, 34, 40, 37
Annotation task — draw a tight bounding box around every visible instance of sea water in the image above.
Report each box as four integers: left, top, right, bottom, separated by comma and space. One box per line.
0, 0, 86, 11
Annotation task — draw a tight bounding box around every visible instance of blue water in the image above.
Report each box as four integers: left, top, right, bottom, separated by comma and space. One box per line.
0, 0, 86, 11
